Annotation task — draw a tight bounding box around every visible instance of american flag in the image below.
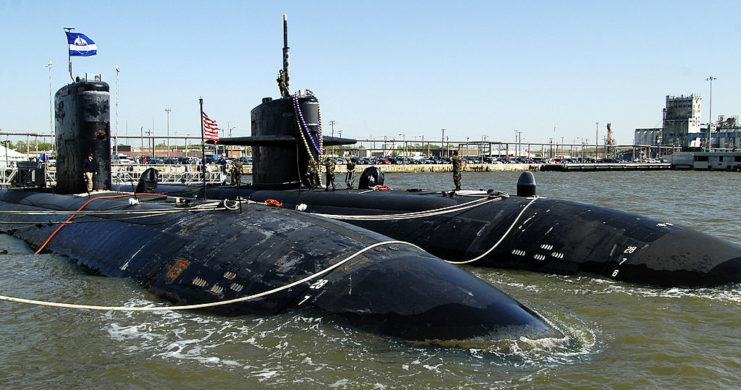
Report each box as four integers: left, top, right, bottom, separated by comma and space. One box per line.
202, 112, 220, 143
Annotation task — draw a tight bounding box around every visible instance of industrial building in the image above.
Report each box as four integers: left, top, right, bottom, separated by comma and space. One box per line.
711, 116, 741, 150
635, 94, 741, 151
662, 95, 703, 148
634, 128, 661, 146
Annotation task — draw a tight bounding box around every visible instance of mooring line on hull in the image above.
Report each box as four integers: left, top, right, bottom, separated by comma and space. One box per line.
0, 240, 425, 312
0, 208, 191, 216
445, 196, 539, 265
34, 192, 174, 255
2, 199, 271, 227
309, 195, 503, 221
0, 200, 229, 226
0, 211, 184, 225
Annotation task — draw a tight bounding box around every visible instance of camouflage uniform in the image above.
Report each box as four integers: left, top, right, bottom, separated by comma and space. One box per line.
345, 160, 356, 189
324, 159, 336, 191
307, 158, 319, 189
452, 154, 463, 190
230, 160, 243, 185
277, 69, 290, 98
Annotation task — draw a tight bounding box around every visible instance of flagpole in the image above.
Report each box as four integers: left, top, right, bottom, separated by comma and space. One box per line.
199, 97, 207, 200
64, 27, 75, 81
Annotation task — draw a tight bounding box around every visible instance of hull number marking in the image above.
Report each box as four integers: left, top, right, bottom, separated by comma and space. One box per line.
310, 279, 328, 290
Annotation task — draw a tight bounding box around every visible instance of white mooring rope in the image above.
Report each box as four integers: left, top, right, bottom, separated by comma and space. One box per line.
0, 240, 424, 312
446, 196, 539, 265
309, 195, 503, 221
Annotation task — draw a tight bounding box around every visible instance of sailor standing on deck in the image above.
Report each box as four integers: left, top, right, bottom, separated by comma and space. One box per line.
83, 154, 98, 192
324, 158, 336, 191
452, 151, 462, 191
306, 158, 319, 189
230, 159, 243, 185
345, 158, 356, 189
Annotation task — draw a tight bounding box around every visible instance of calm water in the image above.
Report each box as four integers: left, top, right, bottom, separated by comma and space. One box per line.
1, 170, 739, 389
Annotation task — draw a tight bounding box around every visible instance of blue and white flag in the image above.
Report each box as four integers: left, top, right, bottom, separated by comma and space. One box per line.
65, 32, 97, 56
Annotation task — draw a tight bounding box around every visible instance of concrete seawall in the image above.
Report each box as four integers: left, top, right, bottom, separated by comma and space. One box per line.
108, 163, 539, 175
326, 163, 538, 174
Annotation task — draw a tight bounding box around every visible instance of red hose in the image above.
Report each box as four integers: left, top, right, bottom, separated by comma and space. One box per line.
265, 199, 283, 207
34, 192, 167, 255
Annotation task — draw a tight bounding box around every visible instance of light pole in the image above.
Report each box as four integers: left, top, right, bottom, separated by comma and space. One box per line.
46, 60, 53, 154
140, 126, 144, 157
398, 132, 405, 158
595, 122, 599, 160
706, 76, 717, 152
4, 136, 8, 170
329, 120, 336, 156
441, 129, 445, 158
145, 129, 153, 158
152, 118, 156, 158
115, 65, 119, 155
338, 130, 343, 157
165, 108, 171, 158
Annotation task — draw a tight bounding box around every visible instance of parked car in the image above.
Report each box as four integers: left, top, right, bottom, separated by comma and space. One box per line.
111, 155, 134, 165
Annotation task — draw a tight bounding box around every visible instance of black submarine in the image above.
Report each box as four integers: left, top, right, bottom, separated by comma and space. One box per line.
0, 77, 559, 343
154, 16, 741, 288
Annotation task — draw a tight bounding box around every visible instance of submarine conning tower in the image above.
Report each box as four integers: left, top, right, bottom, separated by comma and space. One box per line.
54, 78, 111, 194
250, 94, 321, 189
217, 15, 356, 189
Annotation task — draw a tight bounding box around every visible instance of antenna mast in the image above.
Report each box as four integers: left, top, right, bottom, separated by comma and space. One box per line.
282, 14, 290, 92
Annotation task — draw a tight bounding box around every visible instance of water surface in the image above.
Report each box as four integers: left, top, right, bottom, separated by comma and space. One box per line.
1, 170, 739, 388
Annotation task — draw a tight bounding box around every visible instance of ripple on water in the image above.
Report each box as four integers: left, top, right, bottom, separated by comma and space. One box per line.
1, 170, 741, 388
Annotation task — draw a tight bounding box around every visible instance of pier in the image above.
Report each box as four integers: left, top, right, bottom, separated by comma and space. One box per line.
540, 162, 671, 171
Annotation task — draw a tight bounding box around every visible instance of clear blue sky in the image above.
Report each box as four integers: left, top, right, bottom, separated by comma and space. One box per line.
2, 0, 740, 146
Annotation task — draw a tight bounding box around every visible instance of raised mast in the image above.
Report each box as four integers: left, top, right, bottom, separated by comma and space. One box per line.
282, 14, 290, 93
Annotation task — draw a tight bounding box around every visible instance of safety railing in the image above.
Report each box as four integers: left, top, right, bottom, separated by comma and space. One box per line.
0, 167, 18, 186
111, 166, 225, 185
0, 163, 227, 188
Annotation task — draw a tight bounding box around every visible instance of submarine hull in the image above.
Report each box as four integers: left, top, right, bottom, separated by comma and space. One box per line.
8, 71, 560, 343
164, 185, 741, 287
0, 189, 555, 341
